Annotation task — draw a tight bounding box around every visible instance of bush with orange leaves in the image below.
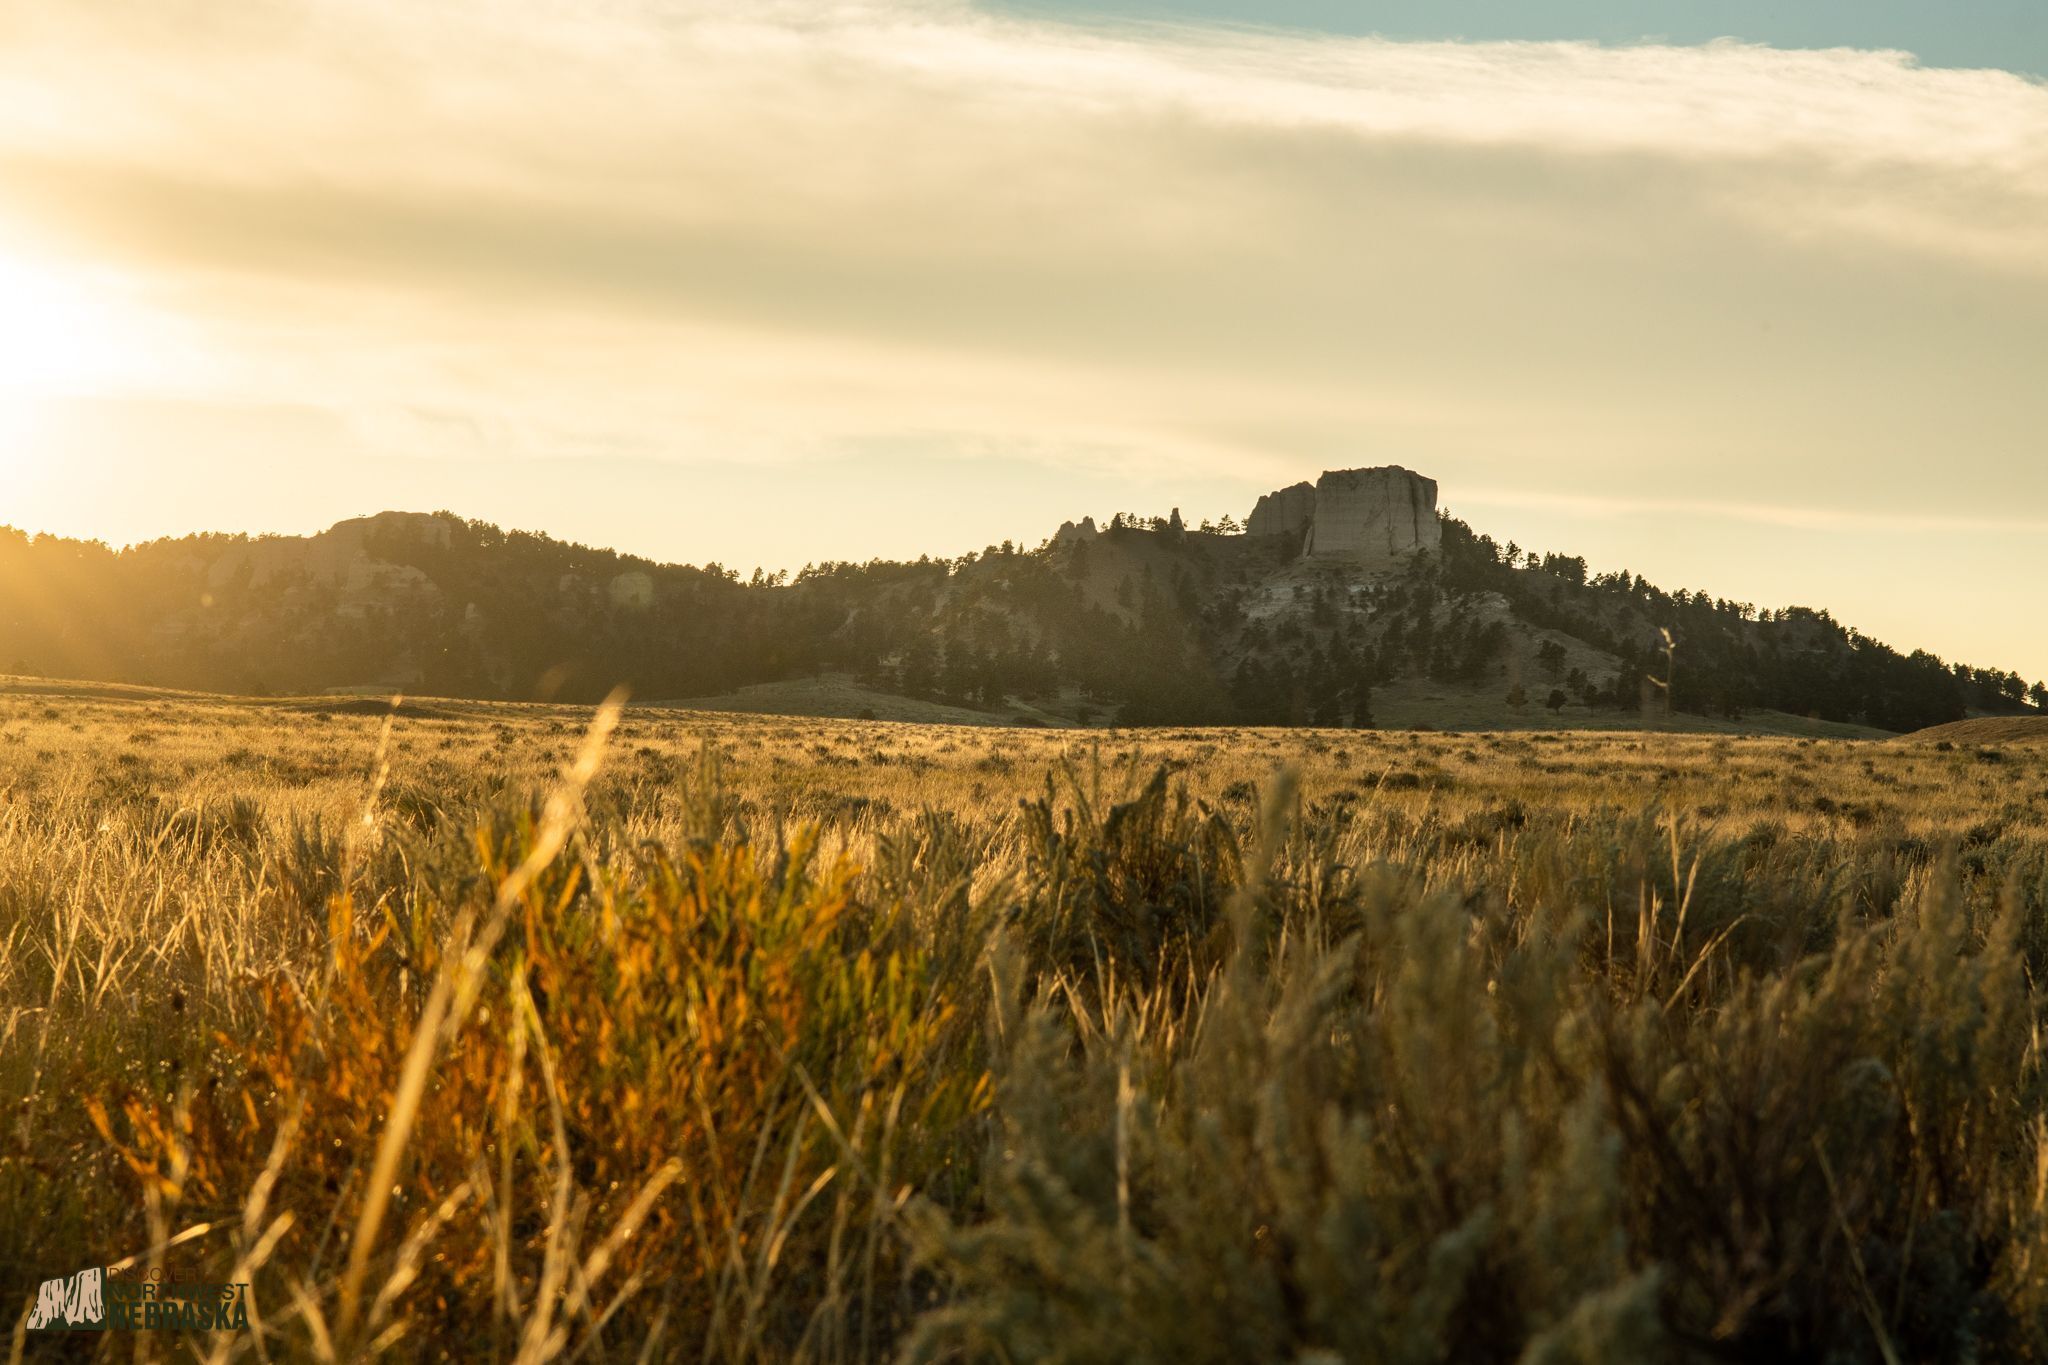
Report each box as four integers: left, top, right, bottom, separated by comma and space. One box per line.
92, 784, 987, 1361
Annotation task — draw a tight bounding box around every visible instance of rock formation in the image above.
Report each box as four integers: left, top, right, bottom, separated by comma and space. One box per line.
1247, 482, 1314, 542
1302, 467, 1441, 562
1248, 466, 1440, 566
1053, 516, 1100, 546
206, 512, 451, 591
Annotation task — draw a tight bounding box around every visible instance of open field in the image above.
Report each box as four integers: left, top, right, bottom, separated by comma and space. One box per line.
3, 681, 2048, 1361
651, 673, 1905, 739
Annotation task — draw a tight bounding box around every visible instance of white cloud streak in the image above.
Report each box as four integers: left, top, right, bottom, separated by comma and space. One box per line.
1455, 487, 2048, 536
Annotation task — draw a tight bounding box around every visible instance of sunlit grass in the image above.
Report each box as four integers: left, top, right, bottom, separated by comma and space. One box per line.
1, 689, 2044, 1360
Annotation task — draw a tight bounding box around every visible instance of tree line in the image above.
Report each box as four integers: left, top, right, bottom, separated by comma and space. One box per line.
2, 511, 2040, 732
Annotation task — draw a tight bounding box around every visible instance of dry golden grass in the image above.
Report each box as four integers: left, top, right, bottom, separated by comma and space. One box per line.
1, 683, 2045, 1361
1904, 716, 2048, 746
3, 689, 2038, 845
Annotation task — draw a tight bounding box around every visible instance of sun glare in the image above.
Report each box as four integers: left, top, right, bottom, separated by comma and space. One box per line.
0, 242, 141, 479
0, 246, 132, 400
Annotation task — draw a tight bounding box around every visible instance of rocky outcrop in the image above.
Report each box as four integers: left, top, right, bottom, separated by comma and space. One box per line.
1247, 482, 1315, 542
1053, 516, 1100, 546
1247, 466, 1440, 565
206, 512, 450, 591
1302, 467, 1440, 563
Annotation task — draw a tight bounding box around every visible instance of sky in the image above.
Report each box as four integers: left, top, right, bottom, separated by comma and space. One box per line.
0, 0, 2043, 682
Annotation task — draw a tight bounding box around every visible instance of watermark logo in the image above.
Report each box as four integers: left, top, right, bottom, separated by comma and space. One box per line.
25, 1267, 103, 1331
24, 1265, 248, 1333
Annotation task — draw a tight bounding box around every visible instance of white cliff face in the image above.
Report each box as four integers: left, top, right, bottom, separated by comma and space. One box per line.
1247, 482, 1315, 542
206, 512, 451, 591
1302, 467, 1441, 563
1246, 466, 1441, 565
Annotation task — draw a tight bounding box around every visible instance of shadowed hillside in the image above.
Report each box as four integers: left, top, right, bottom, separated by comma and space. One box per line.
2, 491, 2041, 733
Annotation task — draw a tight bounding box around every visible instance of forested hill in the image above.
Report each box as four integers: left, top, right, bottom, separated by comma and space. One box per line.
1, 508, 2041, 732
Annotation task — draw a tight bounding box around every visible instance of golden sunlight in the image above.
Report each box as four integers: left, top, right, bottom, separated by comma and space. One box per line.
0, 244, 131, 400
0, 241, 141, 479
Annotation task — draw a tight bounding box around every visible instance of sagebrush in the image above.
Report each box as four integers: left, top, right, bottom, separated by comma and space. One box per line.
2, 692, 2045, 1362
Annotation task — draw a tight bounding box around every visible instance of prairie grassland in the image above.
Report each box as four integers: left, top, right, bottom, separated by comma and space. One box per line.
2, 687, 2047, 1362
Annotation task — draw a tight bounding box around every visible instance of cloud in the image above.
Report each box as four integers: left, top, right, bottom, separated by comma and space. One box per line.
0, 0, 2042, 517
1454, 487, 2048, 537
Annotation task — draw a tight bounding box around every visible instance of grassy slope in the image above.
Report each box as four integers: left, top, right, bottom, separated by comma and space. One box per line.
653, 673, 1027, 726
9, 668, 1899, 739
1368, 677, 1893, 737
1904, 715, 2048, 745
656, 670, 1898, 738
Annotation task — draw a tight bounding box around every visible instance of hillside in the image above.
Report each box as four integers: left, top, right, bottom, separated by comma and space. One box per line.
1, 474, 2041, 733
1903, 716, 2048, 746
